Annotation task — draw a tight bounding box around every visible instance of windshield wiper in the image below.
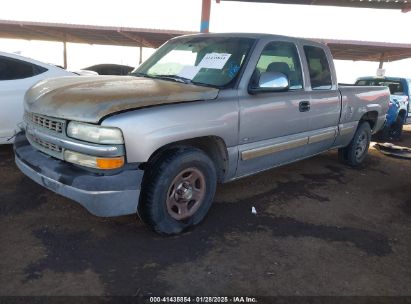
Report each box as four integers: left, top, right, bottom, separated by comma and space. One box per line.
131, 72, 191, 84
157, 76, 221, 89
132, 72, 219, 88
151, 74, 193, 84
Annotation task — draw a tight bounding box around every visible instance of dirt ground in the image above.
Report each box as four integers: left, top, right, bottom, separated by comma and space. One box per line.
1, 127, 411, 298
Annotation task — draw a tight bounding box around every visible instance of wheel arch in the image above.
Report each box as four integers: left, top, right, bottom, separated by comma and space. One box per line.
359, 111, 378, 131
140, 135, 229, 183
398, 109, 407, 122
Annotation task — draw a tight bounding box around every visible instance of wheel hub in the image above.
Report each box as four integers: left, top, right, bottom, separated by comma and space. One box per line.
166, 168, 206, 220
355, 131, 368, 159
175, 182, 193, 201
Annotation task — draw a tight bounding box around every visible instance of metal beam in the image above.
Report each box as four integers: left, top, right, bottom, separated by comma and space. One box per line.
378, 53, 385, 69
63, 38, 67, 69
21, 24, 88, 44
0, 20, 195, 48
221, 0, 410, 11
402, 3, 411, 12
117, 30, 154, 48
200, 0, 211, 33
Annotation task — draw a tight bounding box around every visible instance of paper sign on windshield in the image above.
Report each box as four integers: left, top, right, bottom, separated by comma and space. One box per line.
198, 53, 232, 69
177, 66, 201, 80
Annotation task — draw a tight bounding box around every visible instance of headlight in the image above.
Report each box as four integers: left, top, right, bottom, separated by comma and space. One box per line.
64, 150, 124, 169
67, 121, 124, 144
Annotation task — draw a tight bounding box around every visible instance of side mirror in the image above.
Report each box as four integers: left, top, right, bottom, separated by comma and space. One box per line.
249, 71, 289, 94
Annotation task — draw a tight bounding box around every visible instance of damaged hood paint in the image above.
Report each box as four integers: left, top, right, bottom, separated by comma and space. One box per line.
24, 76, 219, 123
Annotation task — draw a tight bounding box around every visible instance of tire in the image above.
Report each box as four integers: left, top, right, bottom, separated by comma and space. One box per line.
138, 147, 217, 235
388, 115, 404, 140
373, 125, 390, 141
338, 122, 371, 167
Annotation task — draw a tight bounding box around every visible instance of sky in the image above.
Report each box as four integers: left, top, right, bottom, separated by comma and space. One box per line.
0, 0, 410, 83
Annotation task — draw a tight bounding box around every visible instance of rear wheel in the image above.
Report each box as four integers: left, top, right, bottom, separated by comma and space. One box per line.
375, 114, 404, 141
138, 147, 217, 235
338, 122, 371, 167
374, 125, 390, 141
388, 115, 404, 140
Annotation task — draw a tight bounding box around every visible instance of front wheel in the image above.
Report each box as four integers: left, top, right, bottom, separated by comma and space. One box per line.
338, 122, 371, 167
138, 147, 217, 235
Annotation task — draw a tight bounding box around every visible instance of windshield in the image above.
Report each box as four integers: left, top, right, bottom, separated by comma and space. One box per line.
132, 36, 255, 88
355, 79, 404, 95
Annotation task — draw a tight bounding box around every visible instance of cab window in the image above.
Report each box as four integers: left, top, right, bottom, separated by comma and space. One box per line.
355, 79, 404, 95
254, 41, 303, 90
303, 46, 332, 90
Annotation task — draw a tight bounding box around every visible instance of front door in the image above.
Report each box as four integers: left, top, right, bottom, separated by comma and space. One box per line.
237, 40, 311, 177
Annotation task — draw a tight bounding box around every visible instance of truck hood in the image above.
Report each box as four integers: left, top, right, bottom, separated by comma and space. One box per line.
25, 76, 219, 123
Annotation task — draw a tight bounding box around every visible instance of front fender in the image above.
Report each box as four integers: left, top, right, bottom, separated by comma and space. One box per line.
101, 98, 239, 163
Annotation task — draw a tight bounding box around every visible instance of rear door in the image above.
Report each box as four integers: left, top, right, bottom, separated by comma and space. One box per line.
237, 39, 312, 176
302, 44, 341, 155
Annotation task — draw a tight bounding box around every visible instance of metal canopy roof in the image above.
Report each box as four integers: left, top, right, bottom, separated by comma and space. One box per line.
0, 19, 194, 48
1, 20, 411, 62
220, 0, 411, 12
313, 39, 411, 62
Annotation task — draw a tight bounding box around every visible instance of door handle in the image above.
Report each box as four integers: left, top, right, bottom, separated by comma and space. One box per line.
299, 101, 310, 112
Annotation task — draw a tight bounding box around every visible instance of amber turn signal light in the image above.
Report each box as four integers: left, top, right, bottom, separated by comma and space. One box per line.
96, 157, 125, 169
64, 150, 125, 170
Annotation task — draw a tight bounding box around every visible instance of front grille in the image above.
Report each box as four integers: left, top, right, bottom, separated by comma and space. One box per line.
26, 133, 63, 160
25, 112, 64, 133
29, 135, 62, 153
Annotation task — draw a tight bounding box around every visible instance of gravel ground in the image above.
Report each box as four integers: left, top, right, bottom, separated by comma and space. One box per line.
1, 126, 411, 298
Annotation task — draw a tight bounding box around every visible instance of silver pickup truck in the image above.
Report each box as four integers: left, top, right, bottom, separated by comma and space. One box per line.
14, 33, 389, 234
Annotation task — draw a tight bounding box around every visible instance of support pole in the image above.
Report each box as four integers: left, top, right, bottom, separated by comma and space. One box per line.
402, 3, 411, 13
139, 45, 143, 64
378, 52, 385, 69
200, 0, 211, 33
376, 52, 386, 77
63, 38, 67, 69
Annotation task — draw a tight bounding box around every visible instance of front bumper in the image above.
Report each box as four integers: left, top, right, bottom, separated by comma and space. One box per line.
14, 132, 143, 217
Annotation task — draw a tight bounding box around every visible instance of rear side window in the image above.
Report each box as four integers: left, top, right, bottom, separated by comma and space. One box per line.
0, 56, 47, 81
303, 46, 332, 90
255, 41, 303, 90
